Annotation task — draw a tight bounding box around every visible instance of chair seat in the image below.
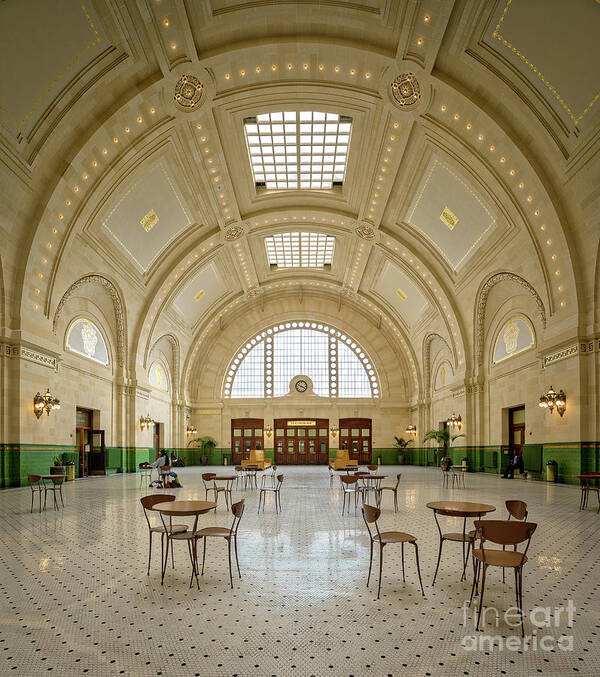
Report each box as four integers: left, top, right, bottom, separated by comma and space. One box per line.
195, 526, 232, 537
31, 487, 44, 492
150, 524, 188, 534
374, 531, 416, 544
170, 531, 196, 541
380, 485, 397, 491
582, 486, 600, 492
260, 487, 278, 493
472, 548, 527, 568
443, 532, 474, 542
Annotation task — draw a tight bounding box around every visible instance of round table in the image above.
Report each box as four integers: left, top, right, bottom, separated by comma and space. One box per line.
154, 500, 216, 583
426, 501, 496, 583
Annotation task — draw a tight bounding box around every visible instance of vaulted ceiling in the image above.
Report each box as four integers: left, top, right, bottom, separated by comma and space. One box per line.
1, 0, 598, 399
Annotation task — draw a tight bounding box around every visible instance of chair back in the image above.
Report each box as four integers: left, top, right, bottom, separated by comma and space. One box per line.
140, 494, 176, 528
367, 465, 378, 472
275, 474, 284, 488
341, 475, 358, 486
506, 500, 528, 521
473, 520, 537, 558
393, 473, 402, 489
49, 476, 64, 486
361, 504, 382, 542
159, 465, 171, 475
202, 472, 216, 488
231, 499, 245, 534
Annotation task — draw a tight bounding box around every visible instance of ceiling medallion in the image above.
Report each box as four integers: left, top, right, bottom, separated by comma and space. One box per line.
390, 73, 421, 108
224, 225, 245, 241
356, 224, 375, 240
173, 75, 203, 111
246, 287, 261, 298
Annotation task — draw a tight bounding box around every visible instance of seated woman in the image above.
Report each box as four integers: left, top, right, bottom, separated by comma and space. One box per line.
440, 453, 453, 471
152, 449, 181, 487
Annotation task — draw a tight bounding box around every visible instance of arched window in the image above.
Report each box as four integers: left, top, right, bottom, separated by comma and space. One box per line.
149, 361, 169, 392
492, 315, 535, 364
66, 318, 109, 366
223, 321, 379, 399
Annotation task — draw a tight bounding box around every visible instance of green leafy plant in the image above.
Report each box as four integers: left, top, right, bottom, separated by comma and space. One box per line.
394, 436, 413, 450
423, 428, 465, 456
53, 454, 65, 466
188, 436, 217, 458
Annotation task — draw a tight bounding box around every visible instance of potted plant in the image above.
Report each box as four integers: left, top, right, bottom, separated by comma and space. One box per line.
188, 436, 217, 465
50, 454, 66, 476
423, 429, 465, 466
393, 436, 413, 464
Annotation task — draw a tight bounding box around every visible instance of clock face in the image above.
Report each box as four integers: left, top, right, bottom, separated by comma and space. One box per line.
295, 379, 308, 393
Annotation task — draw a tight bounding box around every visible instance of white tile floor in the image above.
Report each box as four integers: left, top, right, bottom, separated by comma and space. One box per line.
1, 465, 599, 676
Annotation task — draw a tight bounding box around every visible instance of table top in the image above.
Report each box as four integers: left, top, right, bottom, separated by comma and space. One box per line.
362, 475, 387, 480
576, 473, 600, 479
212, 475, 236, 481
153, 500, 216, 515
41, 474, 65, 479
426, 500, 496, 517
335, 466, 361, 472
451, 465, 468, 469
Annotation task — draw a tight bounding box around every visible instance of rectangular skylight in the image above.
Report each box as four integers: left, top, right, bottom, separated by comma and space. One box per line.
265, 232, 335, 268
244, 111, 352, 190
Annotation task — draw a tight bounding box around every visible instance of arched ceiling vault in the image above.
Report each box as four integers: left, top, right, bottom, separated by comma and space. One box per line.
1, 0, 596, 380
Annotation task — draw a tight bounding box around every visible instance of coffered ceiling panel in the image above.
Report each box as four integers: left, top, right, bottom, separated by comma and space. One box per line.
101, 160, 193, 275
404, 155, 496, 272
484, 0, 600, 127
172, 263, 229, 327
372, 260, 429, 326
0, 0, 106, 137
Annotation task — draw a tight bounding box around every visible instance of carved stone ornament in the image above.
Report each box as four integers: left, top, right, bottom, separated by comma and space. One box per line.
476, 272, 546, 364
246, 287, 262, 298
173, 75, 204, 111
224, 225, 245, 241
53, 275, 126, 367
390, 73, 421, 108
356, 224, 375, 240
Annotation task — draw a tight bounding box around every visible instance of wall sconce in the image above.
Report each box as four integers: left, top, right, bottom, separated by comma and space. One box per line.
33, 389, 60, 419
539, 386, 566, 417
139, 413, 154, 429
405, 424, 417, 435
186, 424, 197, 436
446, 413, 463, 431
330, 424, 338, 438
265, 424, 273, 438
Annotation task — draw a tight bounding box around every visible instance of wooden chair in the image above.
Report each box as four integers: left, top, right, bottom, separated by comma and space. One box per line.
361, 504, 424, 600
340, 475, 362, 515
28, 475, 44, 512
213, 477, 234, 510
202, 473, 217, 500
140, 495, 188, 575
258, 474, 284, 513
469, 520, 537, 636
378, 473, 401, 512
579, 477, 600, 512
138, 466, 153, 488
158, 507, 201, 586
367, 465, 379, 474
44, 475, 65, 510
431, 506, 476, 585
195, 499, 245, 589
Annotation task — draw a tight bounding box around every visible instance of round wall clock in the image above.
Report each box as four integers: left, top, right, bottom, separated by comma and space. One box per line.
295, 379, 308, 393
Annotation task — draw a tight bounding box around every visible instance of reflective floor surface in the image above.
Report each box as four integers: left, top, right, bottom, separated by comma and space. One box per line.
0, 465, 599, 676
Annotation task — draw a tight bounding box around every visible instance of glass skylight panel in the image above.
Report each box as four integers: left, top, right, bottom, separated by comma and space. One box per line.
244, 112, 351, 189
265, 232, 335, 268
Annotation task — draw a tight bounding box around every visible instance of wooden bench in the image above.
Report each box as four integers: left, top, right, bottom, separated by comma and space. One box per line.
329, 449, 358, 471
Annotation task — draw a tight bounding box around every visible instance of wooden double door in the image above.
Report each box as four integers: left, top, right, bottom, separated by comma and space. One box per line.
339, 418, 372, 465
231, 418, 264, 465
274, 418, 329, 464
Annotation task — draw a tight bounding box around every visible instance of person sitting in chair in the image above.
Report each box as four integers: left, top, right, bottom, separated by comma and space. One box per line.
440, 453, 452, 472
502, 450, 524, 479
152, 449, 181, 487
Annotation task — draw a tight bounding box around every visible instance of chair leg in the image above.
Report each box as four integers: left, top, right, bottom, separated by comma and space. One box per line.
227, 538, 233, 589
394, 491, 398, 513
476, 564, 488, 630
59, 486, 64, 507
469, 558, 479, 607
43, 489, 48, 511
377, 544, 384, 599
401, 542, 405, 583
462, 540, 472, 581
432, 538, 444, 585
161, 537, 170, 585
366, 540, 373, 587
147, 532, 153, 575
234, 535, 241, 578
413, 543, 425, 596
201, 536, 207, 576
31, 491, 34, 513
518, 567, 525, 637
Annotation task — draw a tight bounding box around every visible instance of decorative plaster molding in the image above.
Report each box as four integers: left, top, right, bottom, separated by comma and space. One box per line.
173, 75, 203, 111
224, 225, 245, 241
542, 343, 578, 368
53, 275, 126, 367
452, 388, 466, 398
423, 333, 452, 397
390, 73, 421, 109
1, 341, 59, 371
476, 272, 546, 364
136, 387, 150, 400
356, 223, 375, 240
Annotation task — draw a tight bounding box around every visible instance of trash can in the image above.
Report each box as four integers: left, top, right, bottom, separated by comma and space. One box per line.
546, 460, 558, 482
65, 462, 75, 481
461, 457, 468, 469
377, 455, 382, 465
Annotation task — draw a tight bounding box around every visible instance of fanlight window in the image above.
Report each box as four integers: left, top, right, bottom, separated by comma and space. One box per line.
66, 319, 109, 366
223, 322, 379, 399
149, 361, 169, 392
493, 315, 535, 364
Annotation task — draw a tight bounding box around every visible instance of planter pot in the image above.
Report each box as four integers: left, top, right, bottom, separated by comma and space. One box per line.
397, 454, 404, 465
50, 466, 66, 475
201, 456, 208, 466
